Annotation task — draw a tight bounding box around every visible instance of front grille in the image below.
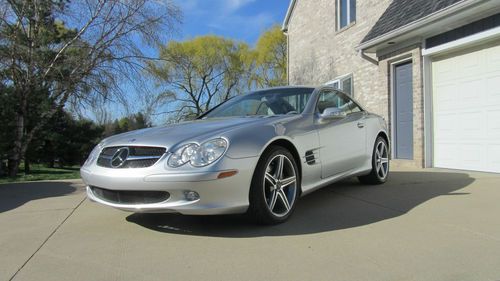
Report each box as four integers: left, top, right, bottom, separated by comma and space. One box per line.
90, 186, 170, 204
97, 146, 166, 168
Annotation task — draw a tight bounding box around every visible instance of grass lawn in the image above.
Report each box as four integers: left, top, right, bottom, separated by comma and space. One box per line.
0, 164, 80, 184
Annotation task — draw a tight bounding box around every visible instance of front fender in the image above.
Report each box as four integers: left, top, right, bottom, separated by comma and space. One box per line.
224, 124, 278, 159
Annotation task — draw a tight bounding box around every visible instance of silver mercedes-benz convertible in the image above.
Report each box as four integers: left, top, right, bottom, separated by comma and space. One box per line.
81, 86, 389, 224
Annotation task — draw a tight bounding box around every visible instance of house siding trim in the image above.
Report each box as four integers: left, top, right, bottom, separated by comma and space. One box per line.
356, 0, 481, 52
282, 0, 298, 32
426, 13, 500, 48
380, 45, 425, 168
389, 57, 413, 159
422, 25, 500, 56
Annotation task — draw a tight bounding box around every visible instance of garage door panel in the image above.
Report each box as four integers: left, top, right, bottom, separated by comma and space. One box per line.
457, 80, 482, 108
432, 43, 500, 173
434, 142, 456, 165
485, 45, 500, 70
460, 112, 482, 136
433, 60, 457, 84
434, 113, 456, 138
486, 145, 500, 172
435, 143, 482, 170
461, 144, 481, 164
434, 84, 457, 110
486, 110, 500, 137
461, 54, 481, 73
485, 76, 500, 104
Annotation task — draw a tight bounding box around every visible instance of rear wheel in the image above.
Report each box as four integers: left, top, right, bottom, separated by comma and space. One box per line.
358, 136, 389, 185
248, 146, 299, 225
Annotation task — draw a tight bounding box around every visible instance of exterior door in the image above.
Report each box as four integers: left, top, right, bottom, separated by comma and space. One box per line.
316, 90, 366, 178
394, 61, 414, 159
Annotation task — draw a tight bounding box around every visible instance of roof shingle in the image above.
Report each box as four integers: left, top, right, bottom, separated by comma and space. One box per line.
361, 0, 464, 43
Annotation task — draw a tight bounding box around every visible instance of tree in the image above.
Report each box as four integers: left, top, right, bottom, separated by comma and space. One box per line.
0, 86, 15, 175
0, 0, 180, 176
28, 110, 104, 168
131, 112, 150, 129
252, 25, 287, 87
104, 112, 152, 137
148, 35, 254, 121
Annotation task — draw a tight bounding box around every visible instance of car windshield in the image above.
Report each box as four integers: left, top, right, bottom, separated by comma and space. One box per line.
202, 88, 314, 118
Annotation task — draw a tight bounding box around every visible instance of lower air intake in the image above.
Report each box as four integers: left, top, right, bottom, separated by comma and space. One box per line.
90, 186, 170, 204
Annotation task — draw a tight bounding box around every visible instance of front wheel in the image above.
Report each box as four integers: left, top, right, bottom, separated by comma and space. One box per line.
358, 136, 389, 185
248, 146, 300, 225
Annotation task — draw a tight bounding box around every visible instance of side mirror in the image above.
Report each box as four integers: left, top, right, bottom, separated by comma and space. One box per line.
319, 107, 347, 122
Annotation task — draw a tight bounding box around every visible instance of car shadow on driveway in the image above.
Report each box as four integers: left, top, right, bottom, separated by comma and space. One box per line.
126, 171, 474, 237
0, 181, 79, 213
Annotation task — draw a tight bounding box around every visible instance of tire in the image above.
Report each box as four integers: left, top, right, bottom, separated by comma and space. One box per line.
358, 136, 389, 185
248, 146, 300, 225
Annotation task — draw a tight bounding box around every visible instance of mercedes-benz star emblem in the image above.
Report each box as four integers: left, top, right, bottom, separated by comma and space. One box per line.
110, 147, 130, 168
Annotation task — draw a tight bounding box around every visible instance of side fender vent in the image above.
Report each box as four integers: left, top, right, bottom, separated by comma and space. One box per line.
305, 150, 316, 165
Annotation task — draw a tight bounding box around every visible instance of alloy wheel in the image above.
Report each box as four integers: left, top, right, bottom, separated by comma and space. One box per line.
263, 154, 297, 217
375, 140, 389, 179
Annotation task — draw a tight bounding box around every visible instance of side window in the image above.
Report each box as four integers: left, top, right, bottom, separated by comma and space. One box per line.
341, 76, 352, 95
325, 74, 354, 96
337, 0, 356, 30
316, 91, 362, 114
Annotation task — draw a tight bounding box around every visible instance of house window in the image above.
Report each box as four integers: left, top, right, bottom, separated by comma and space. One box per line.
316, 90, 362, 115
325, 74, 354, 96
338, 0, 356, 29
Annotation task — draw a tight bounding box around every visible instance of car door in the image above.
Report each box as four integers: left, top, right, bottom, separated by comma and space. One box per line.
315, 90, 366, 179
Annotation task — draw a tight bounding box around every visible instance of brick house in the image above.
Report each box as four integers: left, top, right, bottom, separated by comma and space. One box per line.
283, 0, 500, 173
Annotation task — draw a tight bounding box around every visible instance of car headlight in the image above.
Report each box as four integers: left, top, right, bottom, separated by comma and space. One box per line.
167, 138, 228, 168
84, 142, 103, 166
167, 143, 199, 168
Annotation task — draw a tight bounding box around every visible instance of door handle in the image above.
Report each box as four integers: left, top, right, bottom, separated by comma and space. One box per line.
357, 122, 365, 128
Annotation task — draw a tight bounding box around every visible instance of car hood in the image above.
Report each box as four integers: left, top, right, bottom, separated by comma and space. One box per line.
100, 116, 297, 150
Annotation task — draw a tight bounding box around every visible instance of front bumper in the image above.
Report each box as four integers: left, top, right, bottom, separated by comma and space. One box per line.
81, 156, 258, 215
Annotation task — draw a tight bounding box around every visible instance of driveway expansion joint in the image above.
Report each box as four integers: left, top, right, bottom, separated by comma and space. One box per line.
8, 196, 87, 281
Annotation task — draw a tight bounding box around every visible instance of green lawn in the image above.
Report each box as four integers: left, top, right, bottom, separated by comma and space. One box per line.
0, 164, 80, 184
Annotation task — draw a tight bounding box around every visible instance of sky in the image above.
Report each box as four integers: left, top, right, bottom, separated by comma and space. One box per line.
87, 0, 291, 123
174, 0, 290, 45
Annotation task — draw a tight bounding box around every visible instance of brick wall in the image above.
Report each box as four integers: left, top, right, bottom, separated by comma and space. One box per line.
288, 0, 391, 113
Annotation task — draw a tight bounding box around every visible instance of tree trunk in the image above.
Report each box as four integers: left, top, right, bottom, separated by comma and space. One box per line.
8, 96, 63, 175
8, 87, 30, 177
8, 110, 25, 177
24, 158, 30, 174
48, 155, 55, 168
48, 157, 55, 168
8, 159, 19, 177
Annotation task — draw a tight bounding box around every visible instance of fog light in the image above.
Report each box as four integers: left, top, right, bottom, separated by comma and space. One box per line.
184, 191, 200, 201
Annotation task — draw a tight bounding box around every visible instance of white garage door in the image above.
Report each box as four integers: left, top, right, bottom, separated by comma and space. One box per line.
432, 42, 500, 173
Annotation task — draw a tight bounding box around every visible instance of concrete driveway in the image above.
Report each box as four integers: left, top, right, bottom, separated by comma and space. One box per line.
1, 168, 499, 281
